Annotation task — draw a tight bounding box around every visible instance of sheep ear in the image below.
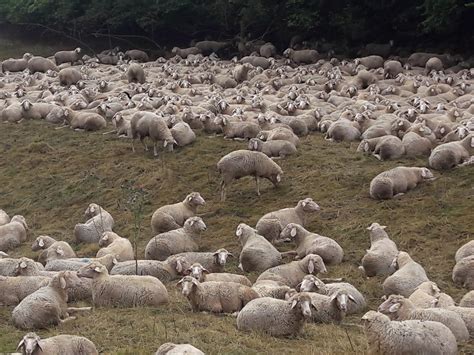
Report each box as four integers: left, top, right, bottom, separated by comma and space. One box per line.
276, 174, 282, 183
184, 268, 192, 275
348, 295, 356, 303
308, 260, 315, 274
440, 127, 445, 134
176, 278, 184, 286
56, 247, 64, 256
295, 282, 302, 291
60, 276, 67, 289
191, 278, 199, 285
94, 266, 102, 273
175, 260, 183, 273
38, 238, 44, 247
20, 261, 27, 269
236, 228, 242, 237
290, 299, 298, 309
112, 258, 118, 265
16, 339, 25, 351
187, 196, 193, 202
103, 235, 108, 241
290, 227, 297, 238
202, 268, 210, 274
253, 141, 258, 150
388, 303, 400, 313
163, 140, 168, 147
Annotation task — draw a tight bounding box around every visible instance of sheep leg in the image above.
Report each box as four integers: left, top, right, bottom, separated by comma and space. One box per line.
55, 125, 68, 130
140, 137, 148, 151
280, 251, 298, 257
393, 193, 405, 198
255, 176, 261, 196
131, 139, 136, 153
233, 137, 246, 141
271, 156, 283, 160
373, 153, 382, 161
102, 129, 117, 135
153, 143, 158, 157
59, 316, 77, 324
67, 307, 92, 313
220, 180, 226, 202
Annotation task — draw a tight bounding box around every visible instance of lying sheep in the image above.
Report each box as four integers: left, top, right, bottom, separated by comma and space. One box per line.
78, 261, 168, 307
45, 254, 117, 272
361, 310, 457, 355
283, 48, 319, 64
31, 235, 76, 264
97, 231, 134, 261
151, 192, 205, 234
63, 108, 107, 131
401, 131, 432, 157
177, 276, 258, 313
74, 203, 114, 243
456, 240, 474, 262
54, 47, 82, 65
17, 332, 98, 355
408, 281, 455, 309
326, 119, 361, 142
360, 223, 398, 277
236, 293, 313, 336
131, 112, 176, 157
12, 271, 90, 329
248, 138, 297, 159
171, 46, 202, 58
279, 223, 343, 265
155, 343, 204, 355
1, 53, 32, 72
185, 262, 251, 285
0, 275, 49, 306
27, 56, 58, 73
297, 275, 366, 314
453, 255, 474, 290
0, 257, 44, 276
429, 134, 473, 170
256, 198, 320, 243
236, 223, 282, 272
217, 150, 283, 201
378, 294, 469, 342
258, 127, 300, 147
58, 67, 82, 87
111, 259, 184, 283
382, 251, 430, 297
241, 55, 271, 69
358, 136, 405, 161
369, 166, 435, 200
166, 248, 233, 273
0, 215, 28, 252
460, 290, 474, 307
170, 121, 196, 146
145, 217, 206, 261
445, 305, 474, 337
214, 116, 260, 140
127, 63, 146, 84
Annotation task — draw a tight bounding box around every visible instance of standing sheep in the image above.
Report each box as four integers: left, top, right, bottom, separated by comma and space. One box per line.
283, 48, 319, 64
125, 49, 149, 62
429, 134, 473, 170
58, 67, 82, 87
54, 48, 82, 65
360, 223, 398, 277
0, 215, 28, 252
217, 150, 283, 201
145, 217, 206, 261
74, 203, 114, 244
259, 42, 277, 58
127, 63, 146, 84
77, 261, 168, 307
131, 112, 176, 157
27, 56, 58, 73
1, 53, 32, 72
17, 332, 98, 355
97, 231, 134, 261
256, 198, 320, 244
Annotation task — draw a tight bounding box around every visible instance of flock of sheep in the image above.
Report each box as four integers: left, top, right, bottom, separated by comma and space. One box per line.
0, 39, 473, 354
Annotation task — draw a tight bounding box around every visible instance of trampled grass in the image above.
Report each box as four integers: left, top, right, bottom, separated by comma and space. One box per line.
0, 120, 472, 354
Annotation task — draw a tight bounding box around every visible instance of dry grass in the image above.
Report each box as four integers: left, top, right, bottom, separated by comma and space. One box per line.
0, 120, 473, 354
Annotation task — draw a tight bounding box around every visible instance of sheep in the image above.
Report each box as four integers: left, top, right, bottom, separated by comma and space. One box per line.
233, 63, 252, 83
62, 108, 107, 131
97, 231, 134, 261
74, 203, 114, 244
407, 52, 454, 67
0, 257, 44, 277
429, 134, 474, 170
54, 47, 82, 65
127, 63, 146, 84
170, 121, 196, 146
259, 42, 277, 57
297, 275, 366, 315
1, 102, 23, 123
460, 291, 474, 307
355, 55, 384, 69
130, 112, 176, 156
236, 223, 282, 272
279, 223, 343, 265
353, 69, 377, 89
378, 294, 469, 342
257, 127, 300, 147
236, 293, 313, 336
0, 275, 50, 306
255, 254, 327, 289
194, 40, 229, 55
17, 332, 98, 355
145, 217, 206, 261
283, 48, 319, 64
361, 310, 457, 355
214, 116, 261, 140
408, 281, 455, 309
248, 138, 297, 159
359, 136, 405, 161
27, 56, 58, 73
453, 255, 474, 290
58, 67, 82, 87
171, 47, 202, 58
240, 56, 271, 69
31, 235, 76, 264
369, 166, 435, 200
425, 57, 444, 73
401, 131, 432, 157
255, 198, 320, 244
326, 119, 361, 142
77, 261, 168, 307
382, 251, 430, 297
165, 248, 233, 273
445, 306, 474, 337
0, 209, 9, 225
12, 271, 91, 329
456, 240, 474, 262
155, 343, 204, 355
20, 100, 55, 120
110, 258, 185, 283
1, 53, 32, 72
383, 60, 403, 78
217, 150, 283, 201
360, 223, 398, 277
151, 192, 206, 234
177, 276, 258, 313
125, 49, 149, 62
0, 215, 28, 252
45, 254, 118, 272
185, 262, 251, 286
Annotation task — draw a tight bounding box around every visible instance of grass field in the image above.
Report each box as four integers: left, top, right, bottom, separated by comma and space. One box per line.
0, 118, 472, 354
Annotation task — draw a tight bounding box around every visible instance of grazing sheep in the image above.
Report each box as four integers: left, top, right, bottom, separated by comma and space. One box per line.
110, 259, 182, 283
54, 47, 82, 65
17, 332, 98, 355
297, 275, 366, 315
0, 275, 49, 306
74, 203, 114, 244
236, 223, 282, 272
77, 261, 168, 307
382, 251, 430, 297
63, 108, 107, 131
1, 53, 32, 72
45, 254, 117, 272
355, 55, 384, 69
165, 248, 233, 273
378, 294, 469, 342
27, 56, 58, 73
453, 255, 474, 290
455, 240, 474, 262
155, 343, 204, 355
460, 291, 474, 307
429, 134, 474, 170
151, 192, 205, 234
283, 48, 319, 64
0, 215, 28, 252
360, 223, 398, 277
170, 121, 196, 146
12, 271, 90, 329
236, 293, 313, 336
127, 63, 146, 84
130, 112, 176, 156
145, 217, 206, 261
177, 276, 258, 313
248, 138, 297, 159
97, 231, 134, 261
361, 310, 457, 355
217, 150, 283, 201
383, 60, 403, 78
425, 57, 443, 73
31, 235, 76, 264
125, 49, 149, 62
408, 281, 455, 309
58, 67, 82, 87
171, 47, 202, 58
185, 262, 251, 286
369, 166, 435, 200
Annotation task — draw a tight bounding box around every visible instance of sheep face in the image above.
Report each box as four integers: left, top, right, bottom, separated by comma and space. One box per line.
298, 198, 320, 213
367, 222, 386, 231
177, 276, 199, 296
77, 262, 107, 279
420, 168, 434, 180
248, 138, 261, 151
183, 217, 206, 233
213, 249, 233, 266
378, 294, 404, 315
85, 203, 100, 218
283, 49, 292, 58
186, 263, 208, 281
21, 100, 32, 111
298, 275, 324, 292
17, 332, 42, 355
186, 192, 206, 207
98, 232, 114, 247
236, 223, 254, 238
289, 293, 313, 319
304, 254, 327, 275
332, 292, 356, 313
11, 215, 28, 230
31, 236, 46, 251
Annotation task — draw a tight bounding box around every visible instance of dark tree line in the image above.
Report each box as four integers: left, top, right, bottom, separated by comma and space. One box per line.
0, 0, 473, 54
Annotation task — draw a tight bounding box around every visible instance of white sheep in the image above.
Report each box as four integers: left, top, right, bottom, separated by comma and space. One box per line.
361, 310, 457, 355
453, 254, 474, 290
0, 257, 44, 277
0, 215, 28, 252
460, 291, 474, 308
62, 108, 107, 131
127, 63, 146, 84
177, 275, 258, 313
130, 111, 176, 156
429, 134, 473, 170
185, 262, 251, 285
455, 240, 474, 262
54, 47, 82, 65
0, 275, 49, 306
256, 198, 320, 243
110, 258, 184, 283
0, 209, 10, 225
97, 231, 134, 261
77, 261, 168, 307
170, 121, 196, 147
31, 235, 76, 264
360, 223, 398, 277
408, 281, 455, 309
248, 138, 297, 159
155, 343, 204, 355
17, 332, 98, 355
165, 248, 233, 273
151, 192, 205, 234
45, 254, 118, 272
74, 203, 114, 243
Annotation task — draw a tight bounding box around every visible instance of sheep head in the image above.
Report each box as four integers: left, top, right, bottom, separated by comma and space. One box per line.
185, 263, 208, 281
378, 294, 405, 316
183, 217, 206, 233
297, 198, 320, 213
288, 292, 313, 319
302, 254, 327, 275
331, 291, 356, 313
77, 262, 108, 279
297, 275, 325, 292
213, 248, 233, 266
177, 275, 199, 296
185, 192, 206, 207
17, 332, 42, 354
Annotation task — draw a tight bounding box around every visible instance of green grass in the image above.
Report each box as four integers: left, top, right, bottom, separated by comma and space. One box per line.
0, 120, 472, 354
